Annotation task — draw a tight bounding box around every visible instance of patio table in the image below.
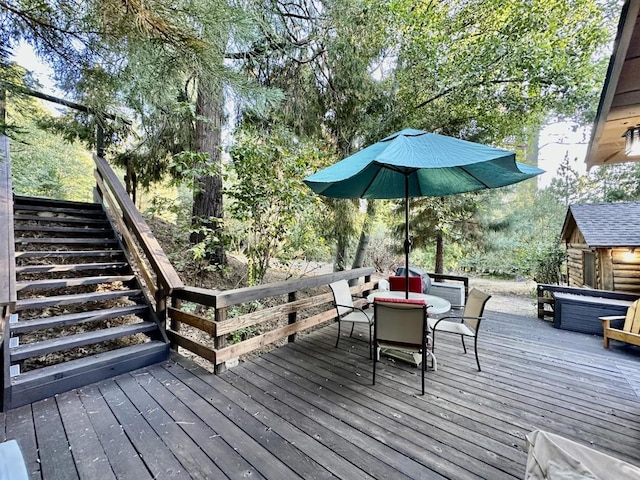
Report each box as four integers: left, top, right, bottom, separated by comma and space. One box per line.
366, 291, 451, 314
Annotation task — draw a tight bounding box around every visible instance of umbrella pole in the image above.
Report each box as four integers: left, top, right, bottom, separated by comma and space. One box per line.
404, 175, 410, 299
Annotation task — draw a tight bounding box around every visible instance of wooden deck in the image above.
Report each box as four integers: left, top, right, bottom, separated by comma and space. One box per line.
2, 310, 640, 480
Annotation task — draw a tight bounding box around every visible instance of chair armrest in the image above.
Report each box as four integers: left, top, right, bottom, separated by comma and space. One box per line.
601, 316, 625, 330
431, 315, 483, 329
335, 303, 372, 318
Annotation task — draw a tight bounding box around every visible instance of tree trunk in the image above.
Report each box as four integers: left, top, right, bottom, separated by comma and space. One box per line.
435, 230, 444, 274
332, 198, 355, 272
334, 234, 349, 272
351, 200, 375, 269
190, 84, 226, 265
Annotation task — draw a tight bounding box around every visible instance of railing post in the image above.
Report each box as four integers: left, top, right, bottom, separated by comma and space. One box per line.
170, 297, 181, 352
214, 307, 227, 374
288, 292, 297, 343
154, 284, 171, 344
363, 274, 372, 298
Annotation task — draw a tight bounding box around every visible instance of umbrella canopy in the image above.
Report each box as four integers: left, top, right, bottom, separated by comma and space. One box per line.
305, 129, 542, 199
304, 128, 544, 297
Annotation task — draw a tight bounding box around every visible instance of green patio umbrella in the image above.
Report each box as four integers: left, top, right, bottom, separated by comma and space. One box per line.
304, 128, 544, 298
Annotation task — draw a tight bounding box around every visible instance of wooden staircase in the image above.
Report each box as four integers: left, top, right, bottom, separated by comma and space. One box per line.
8, 195, 169, 407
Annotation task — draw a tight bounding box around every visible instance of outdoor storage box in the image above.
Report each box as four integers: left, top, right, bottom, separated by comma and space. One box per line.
553, 292, 633, 335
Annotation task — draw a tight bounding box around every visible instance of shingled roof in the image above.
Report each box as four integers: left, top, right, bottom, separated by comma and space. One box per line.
561, 202, 640, 247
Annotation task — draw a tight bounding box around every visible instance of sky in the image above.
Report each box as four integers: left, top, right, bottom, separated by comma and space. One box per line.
537, 121, 589, 189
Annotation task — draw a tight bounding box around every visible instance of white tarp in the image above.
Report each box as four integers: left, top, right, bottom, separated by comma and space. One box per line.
0, 440, 28, 480
525, 430, 640, 480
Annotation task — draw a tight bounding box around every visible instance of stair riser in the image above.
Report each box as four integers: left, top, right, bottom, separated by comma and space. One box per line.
9, 343, 169, 409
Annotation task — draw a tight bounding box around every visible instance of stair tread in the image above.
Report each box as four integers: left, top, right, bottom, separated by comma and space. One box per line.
16, 275, 136, 292
15, 237, 116, 245
11, 322, 158, 360
10, 305, 149, 334
15, 250, 123, 258
13, 214, 109, 225
14, 204, 107, 217
16, 262, 129, 274
13, 195, 103, 210
14, 225, 112, 234
15, 289, 143, 310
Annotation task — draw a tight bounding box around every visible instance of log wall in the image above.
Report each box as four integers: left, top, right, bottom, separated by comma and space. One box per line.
612, 247, 640, 294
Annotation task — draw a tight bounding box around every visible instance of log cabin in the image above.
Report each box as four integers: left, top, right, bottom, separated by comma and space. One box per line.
561, 201, 640, 294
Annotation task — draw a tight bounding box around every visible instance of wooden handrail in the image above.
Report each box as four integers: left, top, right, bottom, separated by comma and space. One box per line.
93, 154, 184, 293
173, 267, 375, 307
0, 135, 16, 310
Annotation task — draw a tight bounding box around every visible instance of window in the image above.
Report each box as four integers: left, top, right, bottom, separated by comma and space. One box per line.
583, 252, 596, 288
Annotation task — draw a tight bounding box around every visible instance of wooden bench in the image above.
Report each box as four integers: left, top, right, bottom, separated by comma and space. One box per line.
601, 299, 640, 348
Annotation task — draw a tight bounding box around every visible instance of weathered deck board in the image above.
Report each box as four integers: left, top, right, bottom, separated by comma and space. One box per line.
1, 310, 640, 480
77, 385, 152, 480
32, 397, 78, 480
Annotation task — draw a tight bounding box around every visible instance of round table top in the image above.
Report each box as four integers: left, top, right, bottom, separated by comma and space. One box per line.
366, 291, 451, 315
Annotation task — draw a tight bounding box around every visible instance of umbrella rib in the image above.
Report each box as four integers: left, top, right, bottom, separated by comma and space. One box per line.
361, 164, 418, 197
361, 167, 386, 197
458, 166, 492, 189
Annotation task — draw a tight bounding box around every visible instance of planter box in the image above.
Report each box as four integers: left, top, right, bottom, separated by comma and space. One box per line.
553, 292, 632, 335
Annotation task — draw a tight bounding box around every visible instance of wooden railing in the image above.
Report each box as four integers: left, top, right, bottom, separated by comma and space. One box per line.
93, 154, 184, 322
169, 267, 375, 373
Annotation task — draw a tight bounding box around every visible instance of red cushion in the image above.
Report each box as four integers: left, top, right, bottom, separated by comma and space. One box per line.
374, 297, 425, 305
388, 275, 422, 293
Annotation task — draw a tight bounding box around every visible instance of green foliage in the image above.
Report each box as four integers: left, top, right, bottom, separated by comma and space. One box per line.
386, 0, 614, 138
8, 97, 95, 201
532, 242, 566, 285
227, 125, 324, 284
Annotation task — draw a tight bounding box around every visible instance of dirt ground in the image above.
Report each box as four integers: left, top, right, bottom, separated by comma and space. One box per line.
467, 276, 538, 318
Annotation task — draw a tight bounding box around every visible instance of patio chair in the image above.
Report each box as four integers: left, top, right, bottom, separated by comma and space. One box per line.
428, 288, 491, 371
373, 298, 430, 395
329, 280, 374, 358
601, 299, 640, 349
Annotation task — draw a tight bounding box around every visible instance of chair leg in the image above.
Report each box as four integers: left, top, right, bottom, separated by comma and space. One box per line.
428, 351, 438, 371
461, 335, 467, 354
336, 321, 341, 348
369, 324, 373, 359
349, 322, 355, 337
421, 347, 426, 395
373, 345, 377, 385
474, 335, 481, 371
